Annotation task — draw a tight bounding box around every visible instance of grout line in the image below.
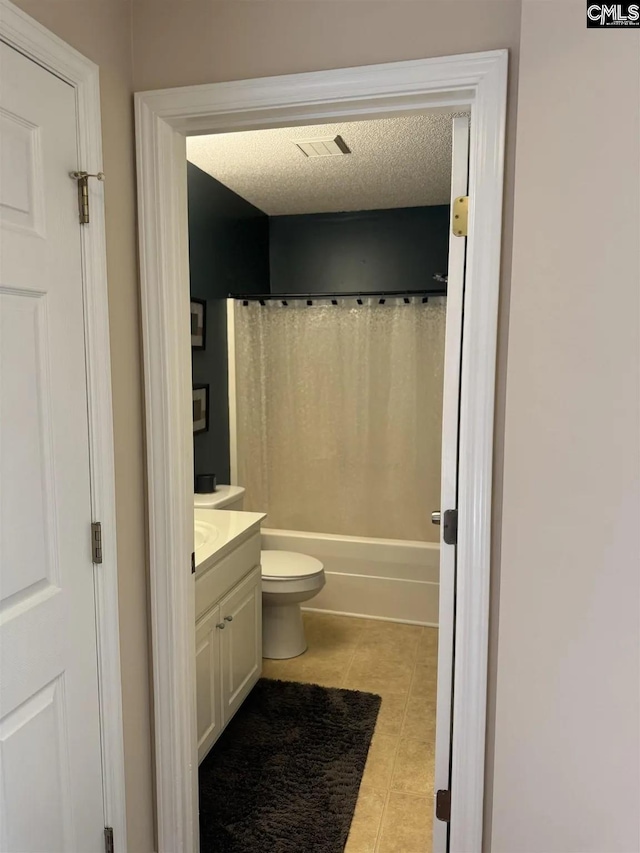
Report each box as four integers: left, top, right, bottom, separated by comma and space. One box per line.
341, 631, 361, 688
341, 614, 374, 687
373, 789, 392, 853
341, 642, 359, 689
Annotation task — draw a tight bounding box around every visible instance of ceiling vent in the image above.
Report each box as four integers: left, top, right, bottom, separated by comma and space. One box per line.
294, 135, 351, 158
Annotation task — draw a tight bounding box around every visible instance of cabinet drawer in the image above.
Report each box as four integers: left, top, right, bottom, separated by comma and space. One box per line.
195, 531, 261, 622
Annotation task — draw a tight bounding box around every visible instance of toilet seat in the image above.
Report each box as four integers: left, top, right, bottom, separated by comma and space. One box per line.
260, 550, 323, 581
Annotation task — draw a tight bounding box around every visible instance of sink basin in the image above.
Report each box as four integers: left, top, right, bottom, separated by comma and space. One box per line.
194, 518, 219, 553
193, 507, 266, 573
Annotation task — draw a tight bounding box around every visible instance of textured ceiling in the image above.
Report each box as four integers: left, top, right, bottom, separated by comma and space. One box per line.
186, 112, 465, 216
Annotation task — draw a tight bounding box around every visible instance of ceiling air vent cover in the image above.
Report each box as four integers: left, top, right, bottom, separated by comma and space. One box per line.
294, 135, 351, 158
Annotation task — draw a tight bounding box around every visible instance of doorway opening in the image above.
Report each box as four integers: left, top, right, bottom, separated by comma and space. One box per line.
135, 50, 507, 853
187, 110, 463, 852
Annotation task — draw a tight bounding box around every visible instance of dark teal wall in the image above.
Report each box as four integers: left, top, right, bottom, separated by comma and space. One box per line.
188, 163, 269, 484
268, 206, 449, 294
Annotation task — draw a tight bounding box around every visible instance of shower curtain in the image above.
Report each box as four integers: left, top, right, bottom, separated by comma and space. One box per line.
234, 296, 446, 542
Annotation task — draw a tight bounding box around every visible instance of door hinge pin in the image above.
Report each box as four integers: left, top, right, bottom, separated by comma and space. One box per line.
452, 195, 469, 237
104, 826, 114, 853
91, 522, 103, 564
69, 170, 105, 225
435, 789, 451, 822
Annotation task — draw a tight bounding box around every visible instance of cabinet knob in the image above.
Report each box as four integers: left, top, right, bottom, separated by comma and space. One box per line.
224, 615, 233, 622
215, 622, 225, 629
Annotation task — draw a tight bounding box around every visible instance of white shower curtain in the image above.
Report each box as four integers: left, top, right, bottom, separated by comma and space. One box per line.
234, 296, 446, 542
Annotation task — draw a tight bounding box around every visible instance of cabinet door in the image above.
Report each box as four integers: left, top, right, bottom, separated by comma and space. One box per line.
219, 567, 262, 725
195, 604, 223, 763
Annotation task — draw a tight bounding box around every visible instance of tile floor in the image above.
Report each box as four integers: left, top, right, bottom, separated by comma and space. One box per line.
261, 611, 438, 853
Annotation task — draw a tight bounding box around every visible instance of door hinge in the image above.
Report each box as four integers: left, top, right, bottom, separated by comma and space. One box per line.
91, 522, 103, 564
443, 509, 458, 545
69, 170, 105, 224
452, 195, 469, 237
104, 827, 114, 853
435, 789, 451, 822
191, 552, 196, 574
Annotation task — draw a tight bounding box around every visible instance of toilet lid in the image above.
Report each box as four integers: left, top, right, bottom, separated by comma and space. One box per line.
261, 550, 324, 580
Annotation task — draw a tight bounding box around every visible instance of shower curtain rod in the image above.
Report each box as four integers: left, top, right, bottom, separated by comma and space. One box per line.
231, 288, 447, 303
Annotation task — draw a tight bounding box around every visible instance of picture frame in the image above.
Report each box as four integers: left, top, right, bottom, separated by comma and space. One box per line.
192, 384, 209, 434
191, 298, 206, 350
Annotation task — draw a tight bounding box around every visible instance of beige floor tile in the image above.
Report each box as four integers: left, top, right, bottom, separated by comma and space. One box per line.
298, 659, 349, 688
354, 635, 420, 665
376, 792, 432, 853
390, 738, 435, 797
347, 655, 415, 696
344, 786, 386, 853
416, 649, 438, 670
350, 640, 415, 668
365, 620, 423, 641
360, 732, 399, 791
336, 616, 385, 632
416, 629, 439, 667
304, 611, 367, 646
402, 694, 437, 742
300, 637, 356, 667
263, 660, 349, 689
419, 627, 438, 650
346, 674, 410, 700
362, 621, 423, 656
372, 693, 409, 737
410, 664, 438, 699
261, 656, 307, 681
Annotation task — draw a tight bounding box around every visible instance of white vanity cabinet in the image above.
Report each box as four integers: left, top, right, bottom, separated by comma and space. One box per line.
219, 567, 262, 724
195, 604, 223, 758
194, 511, 265, 764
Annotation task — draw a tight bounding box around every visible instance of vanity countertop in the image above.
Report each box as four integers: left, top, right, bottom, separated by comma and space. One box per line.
194, 508, 266, 574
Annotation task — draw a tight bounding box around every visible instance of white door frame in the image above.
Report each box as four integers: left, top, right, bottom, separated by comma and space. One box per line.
0, 1, 127, 848
135, 50, 507, 853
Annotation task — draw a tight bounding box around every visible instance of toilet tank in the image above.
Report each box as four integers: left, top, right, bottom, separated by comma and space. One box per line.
194, 484, 245, 511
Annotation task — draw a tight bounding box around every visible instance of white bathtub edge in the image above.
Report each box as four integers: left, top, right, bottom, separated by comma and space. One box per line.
262, 528, 440, 625
302, 606, 438, 628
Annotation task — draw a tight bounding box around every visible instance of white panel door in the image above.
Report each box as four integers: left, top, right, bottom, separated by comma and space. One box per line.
0, 42, 105, 852
219, 567, 262, 724
195, 604, 223, 763
433, 115, 470, 853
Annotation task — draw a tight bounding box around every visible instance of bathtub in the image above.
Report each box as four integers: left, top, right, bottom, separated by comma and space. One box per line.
260, 528, 439, 626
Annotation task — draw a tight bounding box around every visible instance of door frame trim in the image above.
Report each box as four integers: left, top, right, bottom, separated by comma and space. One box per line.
0, 1, 128, 848
135, 50, 507, 853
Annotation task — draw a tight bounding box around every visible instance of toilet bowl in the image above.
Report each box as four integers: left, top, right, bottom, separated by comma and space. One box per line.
261, 550, 325, 659
193, 484, 326, 659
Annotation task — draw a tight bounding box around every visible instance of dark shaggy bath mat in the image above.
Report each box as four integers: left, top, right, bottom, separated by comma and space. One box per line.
198, 677, 381, 853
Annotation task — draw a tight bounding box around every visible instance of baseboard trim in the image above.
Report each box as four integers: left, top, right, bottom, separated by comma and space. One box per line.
302, 569, 439, 625
302, 606, 437, 628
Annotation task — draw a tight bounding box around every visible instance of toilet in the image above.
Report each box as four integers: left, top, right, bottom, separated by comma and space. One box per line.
194, 485, 325, 659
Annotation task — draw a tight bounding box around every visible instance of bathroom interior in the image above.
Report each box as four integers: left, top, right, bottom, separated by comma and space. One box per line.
188, 112, 456, 852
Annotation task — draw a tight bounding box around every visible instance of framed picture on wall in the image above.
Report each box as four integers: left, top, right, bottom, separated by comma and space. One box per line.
193, 384, 209, 434
191, 298, 206, 349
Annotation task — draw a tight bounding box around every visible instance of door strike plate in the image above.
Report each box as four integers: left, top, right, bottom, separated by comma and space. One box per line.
452, 195, 469, 237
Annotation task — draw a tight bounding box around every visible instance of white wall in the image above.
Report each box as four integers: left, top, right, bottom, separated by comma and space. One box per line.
491, 3, 640, 850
